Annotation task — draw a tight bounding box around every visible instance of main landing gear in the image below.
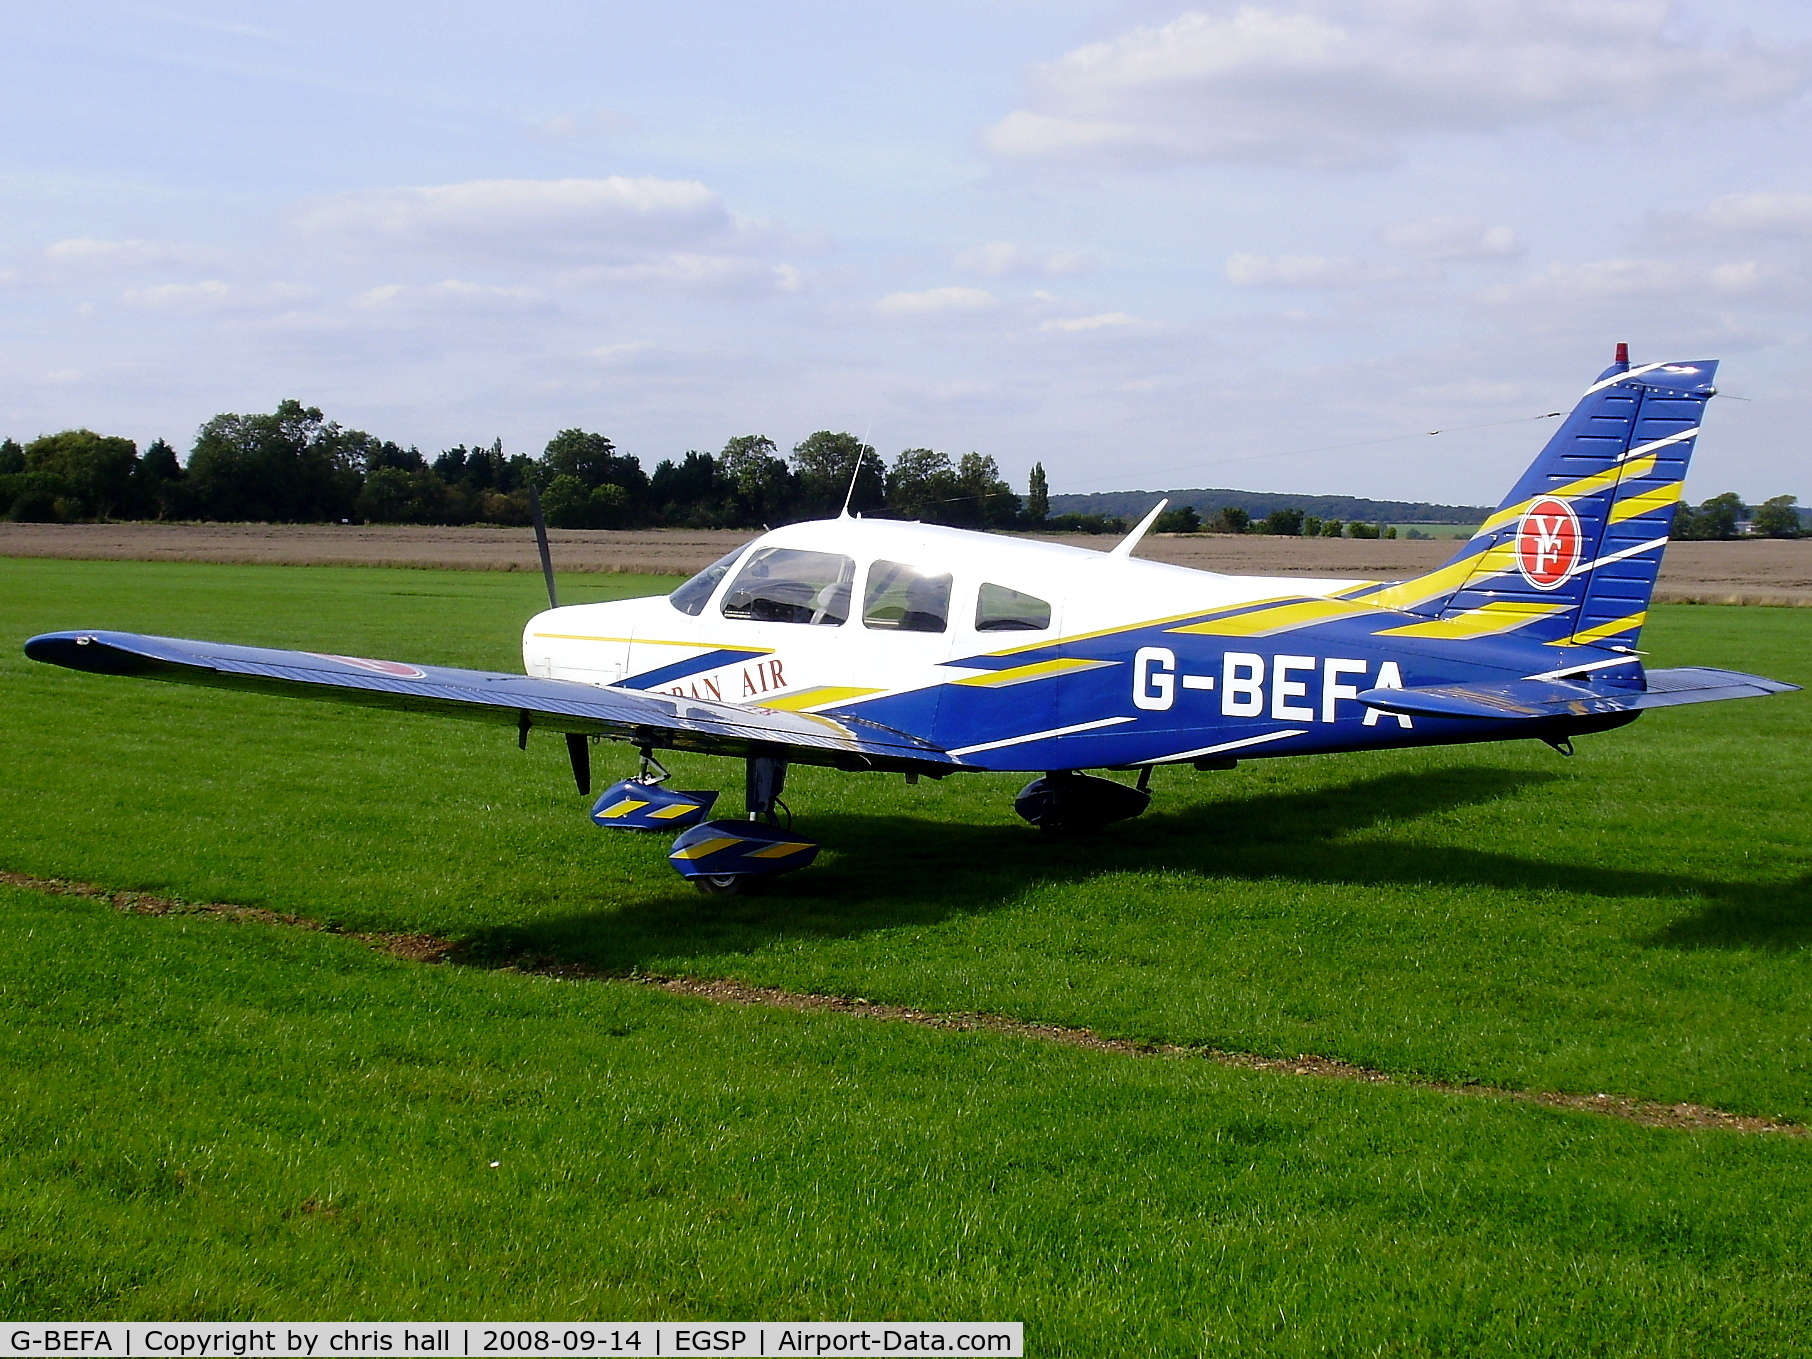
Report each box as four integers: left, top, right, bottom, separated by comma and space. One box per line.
591, 748, 820, 895
1013, 769, 1152, 833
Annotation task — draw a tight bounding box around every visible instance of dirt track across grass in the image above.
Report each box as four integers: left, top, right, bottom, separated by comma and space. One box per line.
3, 521, 1809, 605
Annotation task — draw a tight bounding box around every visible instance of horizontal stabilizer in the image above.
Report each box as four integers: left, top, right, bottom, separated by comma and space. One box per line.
1356, 666, 1797, 722
24, 630, 963, 774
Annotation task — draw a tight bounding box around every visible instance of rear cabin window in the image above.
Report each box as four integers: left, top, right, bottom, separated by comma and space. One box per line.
863, 560, 952, 633
975, 583, 1051, 632
668, 547, 746, 616
721, 547, 855, 626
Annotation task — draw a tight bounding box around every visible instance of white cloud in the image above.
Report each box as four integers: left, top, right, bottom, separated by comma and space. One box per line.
1040, 311, 1138, 331
566, 254, 805, 294
122, 279, 310, 313
956, 241, 1092, 276
294, 176, 731, 257
1380, 216, 1522, 261
876, 286, 998, 314
1481, 257, 1768, 305
122, 279, 230, 307
46, 238, 157, 263
354, 280, 549, 313
41, 238, 208, 274
522, 110, 639, 142
1225, 252, 1403, 288
1665, 191, 1812, 239
985, 3, 1812, 171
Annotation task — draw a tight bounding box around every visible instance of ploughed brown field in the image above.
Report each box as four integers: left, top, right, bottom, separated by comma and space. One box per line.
3, 520, 1809, 605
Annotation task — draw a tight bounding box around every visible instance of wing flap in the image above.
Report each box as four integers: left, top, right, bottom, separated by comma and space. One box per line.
1357, 665, 1798, 722
25, 631, 964, 773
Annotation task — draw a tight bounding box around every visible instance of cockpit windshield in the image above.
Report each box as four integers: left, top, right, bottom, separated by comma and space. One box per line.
668, 547, 747, 616
721, 547, 855, 625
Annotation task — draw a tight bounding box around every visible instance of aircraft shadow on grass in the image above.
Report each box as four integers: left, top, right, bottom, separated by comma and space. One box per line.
459, 764, 1812, 971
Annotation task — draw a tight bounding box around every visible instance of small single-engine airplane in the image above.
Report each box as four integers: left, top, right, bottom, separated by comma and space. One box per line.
27, 350, 1798, 892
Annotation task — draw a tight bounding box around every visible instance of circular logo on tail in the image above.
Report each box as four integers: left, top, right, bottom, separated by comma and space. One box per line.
1515, 497, 1582, 591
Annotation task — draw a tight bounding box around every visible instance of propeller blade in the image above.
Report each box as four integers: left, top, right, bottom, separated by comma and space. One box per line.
528, 483, 559, 610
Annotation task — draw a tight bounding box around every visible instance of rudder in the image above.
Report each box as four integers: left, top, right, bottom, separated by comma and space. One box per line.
1366, 352, 1716, 648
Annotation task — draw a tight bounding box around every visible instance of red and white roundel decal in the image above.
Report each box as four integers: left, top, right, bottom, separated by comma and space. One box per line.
310, 653, 427, 679
1515, 497, 1582, 591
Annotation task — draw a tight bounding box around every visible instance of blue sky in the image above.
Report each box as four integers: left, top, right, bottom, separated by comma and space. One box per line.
4, 0, 1810, 506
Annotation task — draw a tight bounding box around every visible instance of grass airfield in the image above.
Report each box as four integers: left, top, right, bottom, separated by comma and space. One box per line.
2, 556, 1810, 1352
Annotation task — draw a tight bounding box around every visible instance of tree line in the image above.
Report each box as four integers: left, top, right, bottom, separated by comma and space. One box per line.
0, 398, 1799, 540
0, 401, 1056, 532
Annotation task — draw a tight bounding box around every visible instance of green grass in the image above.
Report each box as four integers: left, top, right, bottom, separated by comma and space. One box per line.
3, 556, 1811, 1348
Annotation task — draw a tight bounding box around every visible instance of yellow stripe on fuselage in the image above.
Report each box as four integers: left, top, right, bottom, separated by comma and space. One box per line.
1366, 541, 1518, 611
1167, 597, 1384, 637
1372, 600, 1570, 640
953, 658, 1116, 688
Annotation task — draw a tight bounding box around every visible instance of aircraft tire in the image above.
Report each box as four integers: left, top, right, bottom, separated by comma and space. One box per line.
694, 874, 750, 897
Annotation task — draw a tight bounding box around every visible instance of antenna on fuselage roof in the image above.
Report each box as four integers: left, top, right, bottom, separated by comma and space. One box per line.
1108, 498, 1169, 560
839, 422, 876, 518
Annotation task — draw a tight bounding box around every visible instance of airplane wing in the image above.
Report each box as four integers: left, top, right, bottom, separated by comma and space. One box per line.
24, 630, 964, 775
1356, 666, 1799, 722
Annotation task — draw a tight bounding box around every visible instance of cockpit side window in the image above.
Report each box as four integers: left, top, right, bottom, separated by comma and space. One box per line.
975, 583, 1051, 632
721, 547, 855, 625
863, 560, 952, 633
668, 547, 747, 616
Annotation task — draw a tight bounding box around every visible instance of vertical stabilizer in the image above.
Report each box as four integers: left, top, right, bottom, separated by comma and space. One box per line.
1365, 355, 1716, 648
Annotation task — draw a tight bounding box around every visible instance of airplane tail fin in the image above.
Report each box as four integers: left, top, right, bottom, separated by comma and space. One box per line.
1362, 351, 1717, 649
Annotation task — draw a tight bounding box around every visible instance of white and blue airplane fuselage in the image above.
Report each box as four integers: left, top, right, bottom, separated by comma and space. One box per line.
26, 353, 1798, 889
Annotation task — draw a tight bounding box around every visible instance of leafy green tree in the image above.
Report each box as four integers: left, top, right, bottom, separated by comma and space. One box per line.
356, 466, 453, 524
23, 429, 139, 518
886, 448, 959, 521
956, 452, 1021, 527
1264, 507, 1305, 537
1303, 516, 1323, 538
1045, 512, 1125, 534
3, 472, 67, 521
791, 431, 884, 518
186, 401, 363, 522
130, 438, 187, 519
1348, 520, 1381, 539
1686, 492, 1745, 540
1026, 462, 1049, 525
355, 438, 425, 474
650, 451, 733, 526
1154, 504, 1200, 533
541, 475, 629, 530
1751, 494, 1801, 539
1321, 519, 1344, 537
1212, 506, 1250, 534
543, 429, 646, 511
0, 439, 22, 475
720, 435, 793, 525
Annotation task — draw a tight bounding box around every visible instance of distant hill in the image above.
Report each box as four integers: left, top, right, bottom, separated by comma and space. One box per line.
1048, 487, 1492, 524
